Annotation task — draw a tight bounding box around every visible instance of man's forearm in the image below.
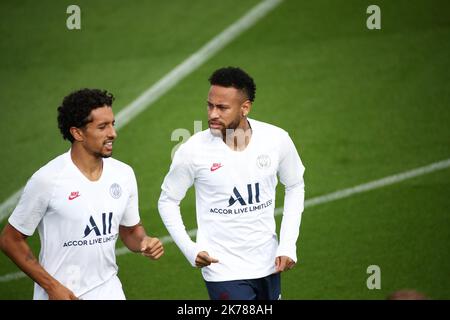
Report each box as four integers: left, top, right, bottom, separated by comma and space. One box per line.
277, 182, 305, 261
0, 224, 60, 292
158, 192, 200, 266
119, 223, 148, 252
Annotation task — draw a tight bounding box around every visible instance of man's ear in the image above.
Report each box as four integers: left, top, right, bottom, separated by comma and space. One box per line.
69, 127, 84, 142
241, 100, 252, 117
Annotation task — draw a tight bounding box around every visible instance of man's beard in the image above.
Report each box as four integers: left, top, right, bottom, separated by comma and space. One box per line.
209, 116, 241, 139
99, 141, 114, 158
92, 150, 113, 159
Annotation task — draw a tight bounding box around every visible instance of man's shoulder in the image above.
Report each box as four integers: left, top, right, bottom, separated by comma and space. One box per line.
179, 129, 213, 150
30, 152, 69, 186
35, 152, 68, 175
170, 130, 215, 163
104, 157, 134, 174
190, 128, 213, 143
250, 118, 289, 137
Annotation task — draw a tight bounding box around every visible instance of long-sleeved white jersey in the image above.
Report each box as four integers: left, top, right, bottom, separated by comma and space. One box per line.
159, 118, 305, 281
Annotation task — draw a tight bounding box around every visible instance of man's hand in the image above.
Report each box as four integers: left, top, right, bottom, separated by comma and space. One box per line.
195, 251, 218, 268
47, 282, 78, 300
140, 236, 164, 260
275, 256, 296, 272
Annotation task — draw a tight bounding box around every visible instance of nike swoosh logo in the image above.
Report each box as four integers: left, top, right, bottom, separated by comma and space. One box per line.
210, 164, 223, 172
68, 193, 80, 200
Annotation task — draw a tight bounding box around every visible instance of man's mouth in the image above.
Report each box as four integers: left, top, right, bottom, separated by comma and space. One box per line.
208, 121, 223, 129
104, 141, 114, 151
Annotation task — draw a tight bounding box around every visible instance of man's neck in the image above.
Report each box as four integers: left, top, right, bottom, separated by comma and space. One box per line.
224, 118, 252, 151
70, 145, 103, 181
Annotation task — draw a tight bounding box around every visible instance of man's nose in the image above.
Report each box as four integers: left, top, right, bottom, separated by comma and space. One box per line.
209, 106, 219, 119
108, 125, 117, 139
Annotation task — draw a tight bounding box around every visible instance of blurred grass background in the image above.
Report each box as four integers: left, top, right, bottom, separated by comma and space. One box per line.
0, 0, 449, 299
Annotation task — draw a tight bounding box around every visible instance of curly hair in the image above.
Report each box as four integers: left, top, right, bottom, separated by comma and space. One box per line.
57, 88, 115, 142
208, 67, 256, 102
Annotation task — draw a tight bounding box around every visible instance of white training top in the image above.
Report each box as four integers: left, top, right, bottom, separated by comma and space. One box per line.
159, 118, 305, 282
8, 150, 140, 299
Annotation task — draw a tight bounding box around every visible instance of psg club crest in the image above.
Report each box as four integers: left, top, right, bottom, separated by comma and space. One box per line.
256, 154, 271, 169
109, 183, 122, 199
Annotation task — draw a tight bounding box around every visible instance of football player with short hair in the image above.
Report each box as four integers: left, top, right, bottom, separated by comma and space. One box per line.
0, 88, 163, 300
158, 67, 305, 300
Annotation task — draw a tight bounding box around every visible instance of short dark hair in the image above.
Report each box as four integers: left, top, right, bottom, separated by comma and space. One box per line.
208, 67, 256, 102
57, 88, 115, 142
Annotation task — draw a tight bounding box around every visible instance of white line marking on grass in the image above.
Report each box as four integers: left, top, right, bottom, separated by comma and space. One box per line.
285, 158, 450, 210
0, 188, 23, 224
1, 158, 449, 283
115, 0, 283, 130
0, 0, 284, 223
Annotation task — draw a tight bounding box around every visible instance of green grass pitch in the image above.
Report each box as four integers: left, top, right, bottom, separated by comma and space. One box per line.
0, 0, 449, 299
